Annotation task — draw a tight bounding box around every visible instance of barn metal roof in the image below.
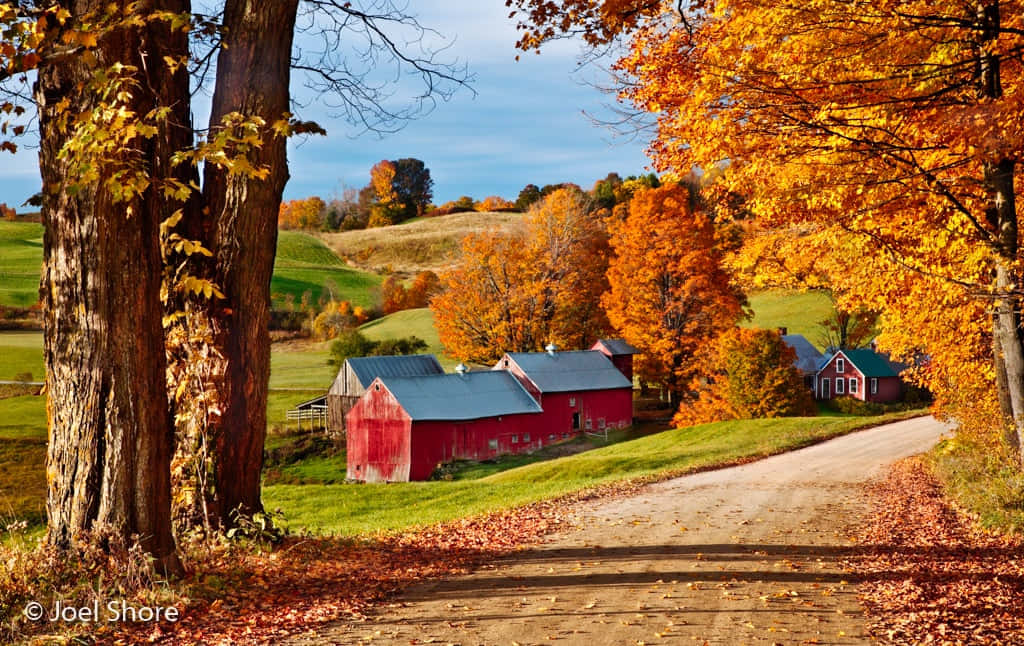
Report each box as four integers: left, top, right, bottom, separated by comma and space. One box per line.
337, 354, 445, 392
379, 371, 543, 421
501, 350, 632, 393
593, 338, 640, 355
781, 334, 825, 375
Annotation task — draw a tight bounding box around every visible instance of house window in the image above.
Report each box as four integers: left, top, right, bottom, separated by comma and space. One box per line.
849, 378, 858, 394
569, 397, 576, 407
511, 434, 518, 444
836, 378, 845, 394
836, 357, 845, 373
488, 439, 498, 450
523, 433, 531, 442
870, 378, 878, 395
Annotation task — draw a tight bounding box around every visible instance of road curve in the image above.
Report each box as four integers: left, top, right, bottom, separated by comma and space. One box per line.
289, 416, 950, 646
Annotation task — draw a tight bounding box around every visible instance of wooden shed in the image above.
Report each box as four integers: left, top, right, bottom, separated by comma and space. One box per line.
494, 348, 634, 439
326, 354, 443, 439
815, 348, 902, 403
346, 370, 543, 482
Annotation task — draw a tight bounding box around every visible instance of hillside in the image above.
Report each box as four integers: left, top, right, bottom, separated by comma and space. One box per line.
746, 289, 833, 349
271, 231, 381, 308
318, 211, 525, 274
0, 221, 43, 308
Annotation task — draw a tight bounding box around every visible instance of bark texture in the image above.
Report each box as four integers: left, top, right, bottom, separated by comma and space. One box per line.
174, 0, 299, 527
37, 0, 191, 572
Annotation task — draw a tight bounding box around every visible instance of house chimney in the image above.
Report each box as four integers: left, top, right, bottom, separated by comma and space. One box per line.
545, 343, 557, 356
777, 327, 788, 336
455, 362, 468, 376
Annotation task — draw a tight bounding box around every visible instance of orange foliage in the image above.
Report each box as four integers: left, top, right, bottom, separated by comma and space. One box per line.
278, 196, 325, 230
674, 327, 815, 427
432, 188, 610, 362
512, 0, 1024, 448
0, 202, 15, 221
476, 195, 514, 211
603, 185, 745, 395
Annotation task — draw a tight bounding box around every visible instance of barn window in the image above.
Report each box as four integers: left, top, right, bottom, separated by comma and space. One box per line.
569, 397, 576, 407
870, 378, 878, 394
849, 378, 858, 394
523, 433, 531, 442
548, 434, 556, 442
502, 358, 509, 368
836, 357, 845, 373
585, 418, 592, 430
562, 432, 569, 439
836, 378, 845, 394
374, 384, 380, 391
511, 434, 518, 444
598, 418, 606, 430
488, 439, 498, 451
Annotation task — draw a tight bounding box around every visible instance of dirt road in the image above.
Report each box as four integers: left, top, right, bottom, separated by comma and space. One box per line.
289, 416, 950, 646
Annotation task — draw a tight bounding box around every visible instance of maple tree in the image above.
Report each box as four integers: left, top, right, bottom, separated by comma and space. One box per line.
0, 0, 468, 565
432, 187, 610, 362
603, 185, 745, 397
675, 327, 815, 426
367, 157, 433, 225
509, 0, 1024, 460
278, 196, 326, 230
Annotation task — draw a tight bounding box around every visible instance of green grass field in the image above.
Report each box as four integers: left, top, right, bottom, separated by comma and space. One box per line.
263, 412, 919, 536
271, 231, 382, 309
0, 221, 43, 308
746, 289, 834, 348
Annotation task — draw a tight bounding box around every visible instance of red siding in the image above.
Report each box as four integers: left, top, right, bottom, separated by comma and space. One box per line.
503, 361, 543, 403
409, 414, 543, 480
533, 389, 633, 439
346, 384, 412, 482
591, 342, 635, 381
816, 353, 901, 403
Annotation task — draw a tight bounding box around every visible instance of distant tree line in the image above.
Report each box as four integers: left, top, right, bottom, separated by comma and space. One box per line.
278, 164, 669, 232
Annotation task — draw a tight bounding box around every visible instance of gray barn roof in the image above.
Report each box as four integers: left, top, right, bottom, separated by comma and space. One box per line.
501, 350, 632, 393
380, 371, 543, 421
330, 354, 444, 395
594, 338, 640, 355
781, 334, 825, 375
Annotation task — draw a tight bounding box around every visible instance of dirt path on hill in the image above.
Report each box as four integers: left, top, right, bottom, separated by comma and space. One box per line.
286, 416, 950, 646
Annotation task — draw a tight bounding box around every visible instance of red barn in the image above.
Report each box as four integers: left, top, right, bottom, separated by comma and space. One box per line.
815, 348, 902, 403
346, 370, 542, 482
493, 348, 634, 440
591, 338, 639, 382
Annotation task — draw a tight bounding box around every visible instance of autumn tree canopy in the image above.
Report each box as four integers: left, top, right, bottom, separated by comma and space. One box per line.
603, 185, 746, 397
674, 327, 816, 427
510, 0, 1024, 459
432, 187, 610, 362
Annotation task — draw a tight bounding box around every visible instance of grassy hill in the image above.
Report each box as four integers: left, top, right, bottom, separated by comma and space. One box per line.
0, 222, 382, 311
0, 221, 43, 308
319, 211, 525, 274
746, 289, 833, 349
271, 231, 381, 309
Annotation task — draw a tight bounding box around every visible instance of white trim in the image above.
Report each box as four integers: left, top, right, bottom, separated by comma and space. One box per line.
836, 357, 845, 373
870, 377, 878, 394
849, 377, 858, 395
836, 377, 845, 394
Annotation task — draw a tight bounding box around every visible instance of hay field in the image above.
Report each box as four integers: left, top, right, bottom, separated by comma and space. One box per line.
318, 211, 525, 274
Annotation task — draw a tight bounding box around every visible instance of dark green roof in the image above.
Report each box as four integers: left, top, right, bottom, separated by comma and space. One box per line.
837, 348, 899, 377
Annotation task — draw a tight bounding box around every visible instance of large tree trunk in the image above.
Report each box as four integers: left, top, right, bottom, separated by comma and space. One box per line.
173, 0, 298, 528
37, 0, 190, 573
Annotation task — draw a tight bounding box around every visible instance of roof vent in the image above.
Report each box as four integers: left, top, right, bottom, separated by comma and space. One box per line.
545, 343, 557, 356
455, 362, 468, 375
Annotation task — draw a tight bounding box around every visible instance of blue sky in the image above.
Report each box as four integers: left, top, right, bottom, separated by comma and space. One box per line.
0, 2, 653, 209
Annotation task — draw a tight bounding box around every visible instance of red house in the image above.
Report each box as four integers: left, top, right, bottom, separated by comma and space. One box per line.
346, 370, 542, 482
815, 348, 902, 403
493, 347, 634, 440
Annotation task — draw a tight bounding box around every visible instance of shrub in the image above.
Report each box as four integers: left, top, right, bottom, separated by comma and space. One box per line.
827, 396, 885, 416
